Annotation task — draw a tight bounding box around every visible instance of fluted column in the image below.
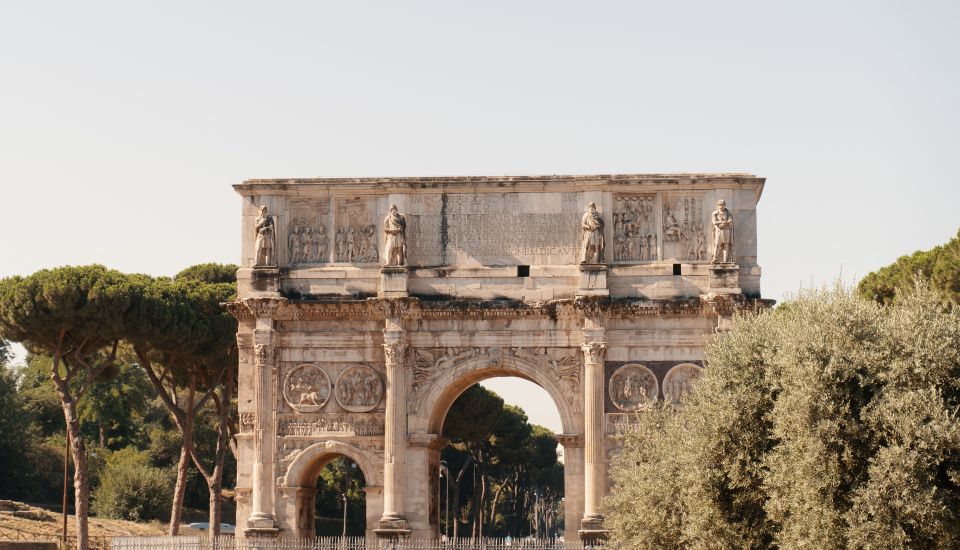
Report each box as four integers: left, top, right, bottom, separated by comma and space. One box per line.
378, 327, 411, 534
243, 297, 287, 534
580, 336, 608, 539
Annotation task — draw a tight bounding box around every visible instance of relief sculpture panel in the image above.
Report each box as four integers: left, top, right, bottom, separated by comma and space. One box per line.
613, 194, 657, 262
334, 364, 384, 413
662, 363, 704, 406
662, 194, 707, 262
287, 199, 331, 265
334, 197, 379, 263
405, 193, 581, 266
608, 364, 659, 411
283, 364, 332, 413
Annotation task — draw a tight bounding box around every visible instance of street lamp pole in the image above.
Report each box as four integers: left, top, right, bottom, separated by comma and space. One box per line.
439, 461, 450, 540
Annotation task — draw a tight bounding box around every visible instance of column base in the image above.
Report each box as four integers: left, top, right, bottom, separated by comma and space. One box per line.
376, 514, 410, 534
579, 515, 609, 543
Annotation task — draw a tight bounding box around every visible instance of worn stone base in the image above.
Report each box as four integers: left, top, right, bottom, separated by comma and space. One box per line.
577, 264, 609, 297
708, 263, 741, 293
379, 267, 409, 298
250, 266, 281, 294
579, 515, 609, 544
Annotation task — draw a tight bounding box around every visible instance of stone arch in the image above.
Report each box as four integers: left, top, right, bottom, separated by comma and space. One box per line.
417, 352, 582, 436
284, 439, 382, 489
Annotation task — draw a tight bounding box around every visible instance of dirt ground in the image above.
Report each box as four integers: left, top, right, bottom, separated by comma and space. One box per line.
0, 500, 203, 539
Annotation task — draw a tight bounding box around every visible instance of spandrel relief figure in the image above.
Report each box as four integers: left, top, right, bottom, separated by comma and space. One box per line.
711, 199, 735, 264
383, 204, 407, 267
580, 202, 604, 264
253, 205, 276, 267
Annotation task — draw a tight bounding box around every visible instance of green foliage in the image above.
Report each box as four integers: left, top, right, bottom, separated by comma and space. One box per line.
0, 363, 36, 498
606, 284, 960, 549
91, 449, 173, 522
175, 263, 239, 285
442, 385, 563, 538
858, 228, 960, 305
314, 458, 366, 536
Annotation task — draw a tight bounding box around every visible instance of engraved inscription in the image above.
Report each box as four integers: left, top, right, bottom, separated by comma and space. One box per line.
406, 193, 581, 265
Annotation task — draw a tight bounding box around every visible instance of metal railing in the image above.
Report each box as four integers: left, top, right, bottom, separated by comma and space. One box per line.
111, 536, 601, 550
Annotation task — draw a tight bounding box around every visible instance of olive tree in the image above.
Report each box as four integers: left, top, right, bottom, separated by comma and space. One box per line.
605, 284, 960, 549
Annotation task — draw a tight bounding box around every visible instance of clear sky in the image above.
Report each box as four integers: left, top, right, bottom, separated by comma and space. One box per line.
2, 2, 958, 433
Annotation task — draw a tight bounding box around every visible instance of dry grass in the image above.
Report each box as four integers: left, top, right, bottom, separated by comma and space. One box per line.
0, 500, 203, 539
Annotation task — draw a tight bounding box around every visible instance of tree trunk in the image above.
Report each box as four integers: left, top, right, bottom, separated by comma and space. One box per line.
169, 388, 196, 536
487, 482, 504, 535
51, 379, 89, 550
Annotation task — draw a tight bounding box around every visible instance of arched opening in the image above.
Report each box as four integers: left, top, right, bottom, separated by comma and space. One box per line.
313, 456, 366, 536
436, 377, 566, 541
282, 441, 383, 539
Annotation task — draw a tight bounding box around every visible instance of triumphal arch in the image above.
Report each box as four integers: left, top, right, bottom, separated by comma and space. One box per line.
228, 174, 767, 541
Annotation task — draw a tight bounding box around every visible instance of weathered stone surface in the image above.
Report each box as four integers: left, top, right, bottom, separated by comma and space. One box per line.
230, 174, 769, 541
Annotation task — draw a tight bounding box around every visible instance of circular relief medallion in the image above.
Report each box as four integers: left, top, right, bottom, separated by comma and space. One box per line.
283, 364, 332, 413
334, 365, 384, 413
662, 363, 704, 405
608, 364, 659, 412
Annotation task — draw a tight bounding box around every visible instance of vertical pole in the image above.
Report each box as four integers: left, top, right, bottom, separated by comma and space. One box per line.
377, 326, 410, 535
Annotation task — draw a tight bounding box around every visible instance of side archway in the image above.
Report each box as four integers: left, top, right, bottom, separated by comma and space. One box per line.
284, 440, 382, 489
280, 440, 384, 538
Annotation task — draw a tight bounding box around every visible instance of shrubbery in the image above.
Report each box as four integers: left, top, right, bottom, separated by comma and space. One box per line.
605, 284, 960, 549
92, 449, 173, 522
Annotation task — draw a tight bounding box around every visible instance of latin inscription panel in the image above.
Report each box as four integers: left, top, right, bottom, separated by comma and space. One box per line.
406, 193, 581, 266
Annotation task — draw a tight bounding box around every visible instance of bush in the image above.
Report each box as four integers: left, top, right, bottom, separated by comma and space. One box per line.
92, 449, 173, 521
605, 283, 960, 549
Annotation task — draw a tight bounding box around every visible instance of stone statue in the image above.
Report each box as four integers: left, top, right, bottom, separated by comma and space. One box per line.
580, 202, 604, 264
301, 226, 314, 263
315, 223, 328, 262
254, 205, 276, 267
711, 199, 734, 264
383, 204, 407, 267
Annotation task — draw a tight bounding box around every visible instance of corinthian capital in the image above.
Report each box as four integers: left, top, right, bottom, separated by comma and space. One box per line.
581, 342, 607, 365
383, 341, 408, 365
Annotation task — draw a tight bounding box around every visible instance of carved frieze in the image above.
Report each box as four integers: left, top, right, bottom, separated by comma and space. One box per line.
662, 194, 707, 262
608, 364, 658, 412
239, 412, 255, 433
277, 413, 385, 437
282, 364, 332, 413
334, 197, 378, 263
662, 363, 704, 405
334, 365, 384, 413
613, 194, 657, 262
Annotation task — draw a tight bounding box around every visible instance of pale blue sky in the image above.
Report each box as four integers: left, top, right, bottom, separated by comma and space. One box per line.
2, 1, 958, 432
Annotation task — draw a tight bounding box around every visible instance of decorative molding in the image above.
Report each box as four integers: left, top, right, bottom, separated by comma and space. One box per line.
554, 433, 584, 448
382, 341, 409, 366
242, 296, 289, 319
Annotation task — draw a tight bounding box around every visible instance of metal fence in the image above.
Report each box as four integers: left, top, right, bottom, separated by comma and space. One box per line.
0, 527, 109, 550
111, 536, 602, 550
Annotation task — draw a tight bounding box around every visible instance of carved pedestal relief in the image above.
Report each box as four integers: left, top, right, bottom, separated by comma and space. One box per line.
662, 363, 704, 405
334, 365, 384, 413
608, 364, 658, 411
662, 195, 707, 262
335, 198, 378, 263
282, 364, 332, 413
613, 194, 657, 262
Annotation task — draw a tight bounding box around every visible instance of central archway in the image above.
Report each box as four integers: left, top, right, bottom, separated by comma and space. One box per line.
408, 349, 585, 541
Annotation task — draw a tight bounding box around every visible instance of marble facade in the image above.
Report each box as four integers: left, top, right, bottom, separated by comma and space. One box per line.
229, 174, 770, 541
